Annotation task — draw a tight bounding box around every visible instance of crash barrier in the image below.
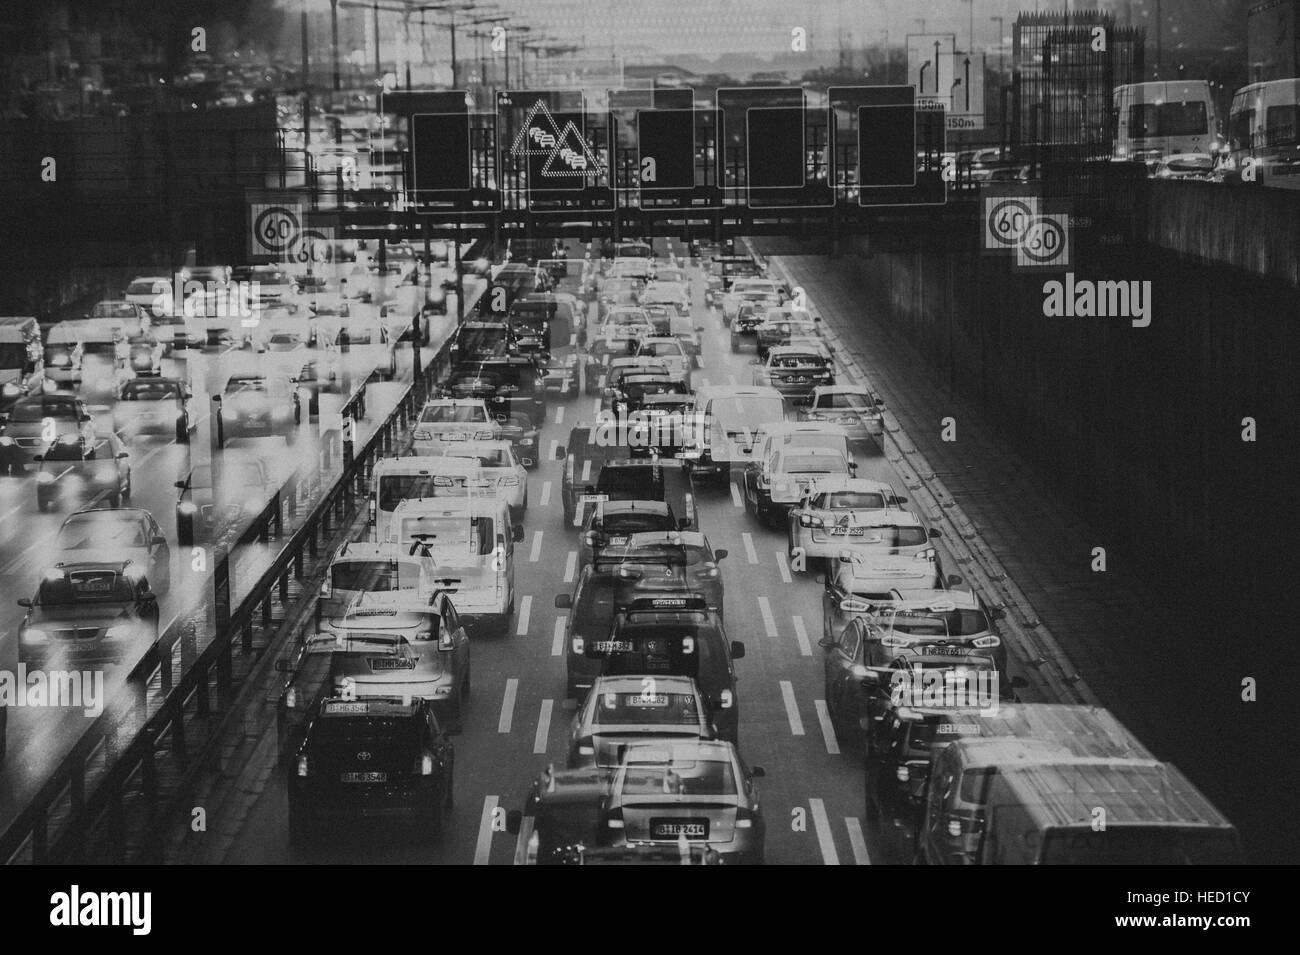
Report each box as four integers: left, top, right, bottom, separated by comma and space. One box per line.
0, 331, 460, 864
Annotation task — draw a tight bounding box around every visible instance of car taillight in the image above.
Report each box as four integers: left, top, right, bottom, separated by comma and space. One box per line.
604, 808, 624, 829
297, 755, 310, 777
438, 631, 454, 650
617, 566, 642, 580
319, 579, 332, 598
896, 765, 910, 782
417, 754, 434, 776
696, 565, 719, 579
571, 636, 584, 654
915, 547, 936, 561
367, 500, 376, 521
972, 634, 1001, 648
799, 514, 824, 528
735, 806, 758, 829
576, 741, 595, 756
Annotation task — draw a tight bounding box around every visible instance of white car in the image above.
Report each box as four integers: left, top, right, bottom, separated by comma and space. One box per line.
721, 278, 785, 325
634, 337, 692, 385
798, 385, 885, 441
124, 277, 175, 318
436, 439, 529, 521
786, 477, 905, 562
640, 280, 691, 314
410, 398, 500, 454
751, 446, 853, 521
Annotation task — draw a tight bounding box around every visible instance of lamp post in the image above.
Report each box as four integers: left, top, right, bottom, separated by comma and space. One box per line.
301, 0, 311, 148
330, 0, 340, 90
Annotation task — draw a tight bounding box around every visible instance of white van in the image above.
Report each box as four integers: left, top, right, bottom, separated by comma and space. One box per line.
387, 495, 524, 633
369, 455, 486, 542
682, 385, 786, 482
1112, 80, 1219, 163
1228, 78, 1300, 172
0, 317, 46, 403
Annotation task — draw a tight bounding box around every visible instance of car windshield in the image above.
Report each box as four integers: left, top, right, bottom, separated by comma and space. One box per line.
43, 439, 102, 462
39, 569, 135, 604
92, 303, 138, 319
443, 448, 510, 468
597, 510, 676, 534
334, 327, 380, 345
126, 279, 167, 295
56, 513, 147, 549
591, 690, 702, 727
330, 560, 421, 592
121, 381, 182, 401
8, 399, 78, 421
379, 473, 468, 510
638, 342, 680, 357
818, 491, 888, 509
783, 455, 847, 474
225, 378, 274, 395
881, 609, 991, 637
817, 392, 872, 410
420, 404, 487, 424
619, 754, 738, 796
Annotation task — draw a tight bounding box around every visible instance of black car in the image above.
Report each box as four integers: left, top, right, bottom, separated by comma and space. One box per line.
113, 376, 195, 443
595, 531, 727, 618
16, 560, 161, 667
448, 320, 515, 362
494, 411, 541, 470
556, 566, 621, 700
445, 357, 545, 423
288, 695, 457, 845
175, 458, 274, 546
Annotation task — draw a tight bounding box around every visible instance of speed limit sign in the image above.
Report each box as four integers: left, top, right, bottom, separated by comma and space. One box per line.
248, 203, 302, 257
983, 193, 1038, 252
1015, 212, 1071, 270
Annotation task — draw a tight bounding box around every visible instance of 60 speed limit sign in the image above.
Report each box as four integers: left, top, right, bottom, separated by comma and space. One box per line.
985, 197, 1037, 249
248, 203, 302, 258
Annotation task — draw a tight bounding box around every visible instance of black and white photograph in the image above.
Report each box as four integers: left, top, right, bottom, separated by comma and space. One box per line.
0, 0, 1291, 925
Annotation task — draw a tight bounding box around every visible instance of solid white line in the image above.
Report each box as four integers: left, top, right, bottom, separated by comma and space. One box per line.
742, 533, 758, 564
554, 406, 565, 425
729, 483, 743, 508
757, 596, 777, 637
515, 596, 532, 636
529, 531, 543, 562
563, 550, 577, 582
793, 615, 812, 656
814, 700, 841, 755
533, 699, 554, 755
775, 551, 792, 583
591, 397, 601, 415
552, 616, 566, 656
580, 459, 591, 483
809, 798, 840, 865
779, 680, 805, 735
845, 817, 871, 865
547, 439, 558, 462
474, 795, 499, 865
539, 481, 552, 507
498, 679, 519, 733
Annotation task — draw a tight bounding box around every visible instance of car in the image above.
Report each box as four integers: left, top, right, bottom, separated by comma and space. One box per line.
599, 595, 743, 743
1151, 152, 1220, 181
751, 345, 835, 400
309, 590, 471, 720
410, 398, 500, 454
639, 280, 691, 315
596, 281, 641, 323
556, 566, 622, 699
34, 432, 132, 510
566, 675, 716, 769
729, 300, 775, 349
123, 277, 175, 318
316, 539, 436, 634
573, 456, 699, 533
819, 516, 957, 641
847, 591, 1009, 675
754, 308, 821, 359
620, 394, 695, 458
448, 320, 515, 362
704, 255, 764, 306
288, 696, 456, 845
313, 317, 397, 381
230, 264, 297, 310
174, 457, 275, 546
216, 371, 301, 443
541, 350, 598, 396
435, 439, 529, 521
652, 266, 690, 286
444, 357, 545, 424
605, 258, 655, 283
634, 337, 692, 386
589, 326, 645, 367
494, 411, 540, 469
0, 393, 96, 472
368, 456, 484, 543
578, 500, 682, 570
599, 739, 766, 864
798, 385, 885, 441
744, 445, 853, 526
113, 376, 195, 443
601, 372, 689, 423
595, 530, 727, 617
42, 324, 85, 388
51, 507, 171, 594
506, 766, 613, 865
17, 560, 161, 667
665, 310, 704, 360
787, 477, 905, 564
682, 385, 786, 483
721, 278, 785, 326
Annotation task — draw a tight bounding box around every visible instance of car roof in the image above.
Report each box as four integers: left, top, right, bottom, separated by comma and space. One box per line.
838, 508, 925, 528
592, 674, 700, 695
778, 446, 846, 459
768, 345, 826, 358
595, 499, 671, 515
867, 591, 982, 614
807, 477, 894, 495
622, 530, 707, 547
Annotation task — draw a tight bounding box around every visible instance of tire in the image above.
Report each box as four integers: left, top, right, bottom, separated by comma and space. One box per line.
730, 336, 740, 352
178, 517, 193, 547
37, 496, 50, 513
109, 493, 122, 508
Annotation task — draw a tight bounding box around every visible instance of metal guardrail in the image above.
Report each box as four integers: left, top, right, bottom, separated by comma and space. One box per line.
0, 325, 461, 864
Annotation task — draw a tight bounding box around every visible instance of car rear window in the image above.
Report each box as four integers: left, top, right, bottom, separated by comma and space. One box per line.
420, 404, 487, 424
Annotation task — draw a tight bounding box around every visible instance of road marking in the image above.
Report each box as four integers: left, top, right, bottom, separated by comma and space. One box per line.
474, 796, 498, 865
742, 533, 758, 564
552, 616, 566, 656
547, 439, 558, 462
591, 397, 601, 415
580, 459, 591, 483
775, 551, 792, 583
846, 817, 871, 865
533, 699, 553, 754
529, 531, 543, 562
515, 595, 532, 635
537, 480, 554, 508
729, 483, 743, 508
757, 596, 777, 637
554, 406, 565, 425
809, 798, 840, 865
814, 700, 841, 755
779, 680, 804, 735
793, 615, 812, 656
498, 678, 518, 733
563, 550, 577, 581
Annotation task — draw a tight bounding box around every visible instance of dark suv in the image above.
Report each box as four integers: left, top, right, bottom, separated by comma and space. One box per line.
288, 695, 457, 845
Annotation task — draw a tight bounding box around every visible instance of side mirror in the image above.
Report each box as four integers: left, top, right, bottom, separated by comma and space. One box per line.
750, 766, 766, 778
505, 809, 523, 835
893, 496, 908, 505
989, 607, 1006, 620
274, 659, 295, 673
554, 593, 573, 610
140, 591, 157, 603
677, 517, 691, 530
817, 635, 836, 649
174, 480, 187, 489
211, 394, 221, 404
17, 597, 32, 608
714, 549, 728, 561
117, 451, 129, 459
730, 640, 746, 659
512, 525, 525, 543
929, 527, 942, 538
947, 574, 964, 587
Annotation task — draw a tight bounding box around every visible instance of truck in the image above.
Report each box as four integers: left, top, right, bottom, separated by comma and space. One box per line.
0, 317, 46, 412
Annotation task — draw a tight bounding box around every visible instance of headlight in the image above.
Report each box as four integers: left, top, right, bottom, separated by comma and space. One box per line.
972, 634, 1001, 648
105, 624, 135, 640
915, 547, 937, 561
839, 597, 872, 613
571, 636, 584, 654
20, 628, 48, 644
36, 471, 55, 484
879, 634, 914, 649
799, 514, 824, 528
850, 664, 869, 678
0, 436, 13, 446
577, 743, 595, 756
2, 383, 20, 397
178, 501, 198, 515
501, 475, 520, 486
520, 437, 534, 446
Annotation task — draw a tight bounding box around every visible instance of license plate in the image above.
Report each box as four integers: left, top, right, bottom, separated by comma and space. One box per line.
340, 771, 387, 783
605, 535, 630, 546
651, 818, 709, 839
922, 645, 971, 656
368, 658, 416, 670
440, 432, 467, 441
591, 640, 633, 653
581, 494, 609, 503
627, 694, 668, 706
830, 526, 868, 537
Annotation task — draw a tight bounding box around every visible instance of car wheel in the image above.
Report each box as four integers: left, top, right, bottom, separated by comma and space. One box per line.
37, 496, 50, 512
